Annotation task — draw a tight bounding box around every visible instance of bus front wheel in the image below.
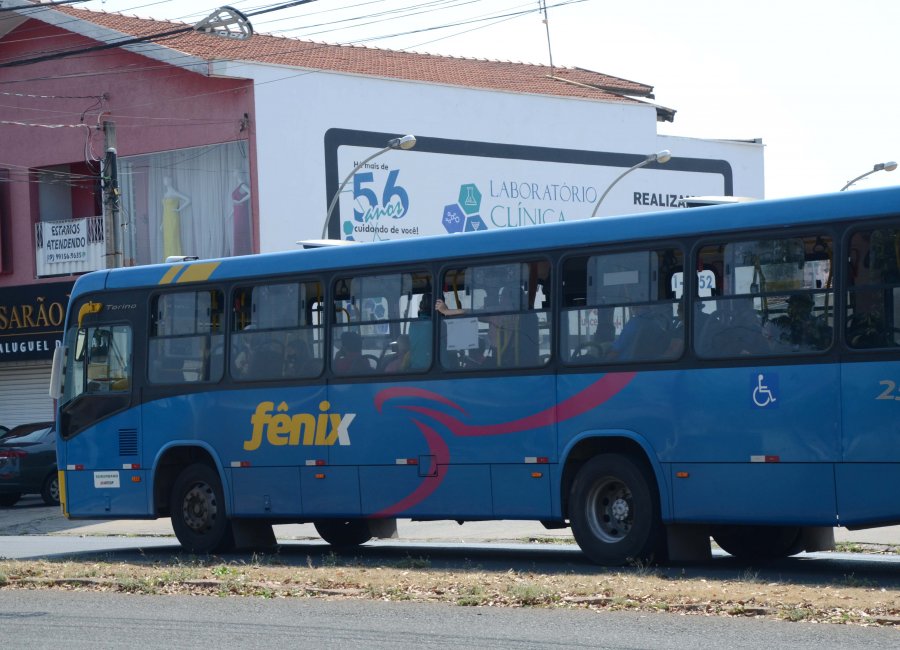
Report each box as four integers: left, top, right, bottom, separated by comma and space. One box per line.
569, 453, 663, 566
170, 463, 233, 554
314, 519, 372, 547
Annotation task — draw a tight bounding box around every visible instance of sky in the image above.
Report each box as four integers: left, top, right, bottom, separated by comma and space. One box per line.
76, 0, 900, 200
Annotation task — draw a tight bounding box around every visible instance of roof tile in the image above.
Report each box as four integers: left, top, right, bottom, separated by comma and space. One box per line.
53, 7, 673, 119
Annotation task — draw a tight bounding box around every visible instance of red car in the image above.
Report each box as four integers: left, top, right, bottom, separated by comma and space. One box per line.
0, 422, 58, 507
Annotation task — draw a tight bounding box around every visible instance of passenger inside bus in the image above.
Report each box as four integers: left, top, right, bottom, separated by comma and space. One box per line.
665, 302, 685, 357
284, 339, 319, 377
485, 289, 520, 367
232, 323, 257, 377
696, 298, 768, 357
333, 331, 372, 374
436, 288, 526, 368
407, 293, 433, 370
592, 320, 617, 359
606, 303, 670, 361
769, 294, 831, 351
247, 339, 284, 379
383, 334, 411, 373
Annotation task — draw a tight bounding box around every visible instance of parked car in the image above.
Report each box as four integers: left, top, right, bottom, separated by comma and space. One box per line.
0, 421, 47, 442
0, 422, 58, 507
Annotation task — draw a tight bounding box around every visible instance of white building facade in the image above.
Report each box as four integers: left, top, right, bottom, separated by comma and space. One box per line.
231, 60, 763, 248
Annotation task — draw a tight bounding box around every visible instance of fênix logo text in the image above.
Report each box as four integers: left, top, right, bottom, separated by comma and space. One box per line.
244, 400, 355, 451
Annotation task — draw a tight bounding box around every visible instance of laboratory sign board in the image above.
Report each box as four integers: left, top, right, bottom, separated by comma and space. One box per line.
323, 129, 737, 243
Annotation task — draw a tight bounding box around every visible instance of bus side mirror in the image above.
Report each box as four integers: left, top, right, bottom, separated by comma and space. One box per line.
74, 329, 86, 362
49, 345, 67, 400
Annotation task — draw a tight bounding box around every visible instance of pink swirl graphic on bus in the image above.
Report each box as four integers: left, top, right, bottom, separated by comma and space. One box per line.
374, 419, 450, 517
372, 372, 635, 516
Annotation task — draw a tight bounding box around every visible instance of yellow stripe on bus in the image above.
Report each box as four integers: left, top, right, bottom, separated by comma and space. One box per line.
58, 470, 68, 518
176, 262, 221, 283
158, 265, 183, 285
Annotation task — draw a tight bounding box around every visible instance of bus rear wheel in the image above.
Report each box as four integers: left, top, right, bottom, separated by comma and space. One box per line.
569, 453, 663, 566
314, 519, 372, 547
712, 525, 802, 560
170, 463, 233, 554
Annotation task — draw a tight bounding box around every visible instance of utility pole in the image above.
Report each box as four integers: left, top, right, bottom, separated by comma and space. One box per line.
102, 121, 121, 268
540, 0, 554, 74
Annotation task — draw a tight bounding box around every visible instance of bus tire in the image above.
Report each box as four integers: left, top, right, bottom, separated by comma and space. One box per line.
712, 525, 802, 560
41, 472, 60, 506
569, 453, 663, 566
314, 519, 372, 547
170, 463, 233, 554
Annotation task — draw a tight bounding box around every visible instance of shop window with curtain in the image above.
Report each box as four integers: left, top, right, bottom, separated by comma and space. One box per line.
118, 141, 251, 265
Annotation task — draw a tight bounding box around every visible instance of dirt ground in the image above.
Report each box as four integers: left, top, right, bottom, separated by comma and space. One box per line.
2, 505, 900, 627
2, 548, 900, 628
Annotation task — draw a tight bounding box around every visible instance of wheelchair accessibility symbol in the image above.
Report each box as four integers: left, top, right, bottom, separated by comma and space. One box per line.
752, 373, 777, 407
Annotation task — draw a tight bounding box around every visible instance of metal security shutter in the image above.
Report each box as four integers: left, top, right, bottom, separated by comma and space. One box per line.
0, 363, 54, 428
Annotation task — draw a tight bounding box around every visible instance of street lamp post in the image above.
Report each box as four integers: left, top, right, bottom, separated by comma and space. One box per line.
839, 161, 898, 191
590, 150, 672, 218
320, 135, 417, 239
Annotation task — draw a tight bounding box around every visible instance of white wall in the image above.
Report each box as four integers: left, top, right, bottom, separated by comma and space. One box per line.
224, 62, 763, 251
658, 135, 765, 199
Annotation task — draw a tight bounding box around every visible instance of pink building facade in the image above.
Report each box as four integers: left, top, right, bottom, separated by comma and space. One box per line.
0, 11, 257, 424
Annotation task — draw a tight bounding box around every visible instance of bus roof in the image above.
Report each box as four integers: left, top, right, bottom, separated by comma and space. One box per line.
76, 184, 900, 296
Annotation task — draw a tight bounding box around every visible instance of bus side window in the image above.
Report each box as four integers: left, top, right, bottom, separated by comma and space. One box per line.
846, 226, 900, 349
564, 248, 682, 365
150, 290, 224, 384
231, 281, 323, 381
439, 260, 550, 371
332, 271, 431, 376
696, 235, 834, 358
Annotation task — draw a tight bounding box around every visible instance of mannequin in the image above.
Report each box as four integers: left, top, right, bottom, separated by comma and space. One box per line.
231, 170, 251, 256
161, 176, 190, 260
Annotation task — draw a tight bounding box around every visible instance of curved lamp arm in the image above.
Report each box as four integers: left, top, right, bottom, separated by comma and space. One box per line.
840, 161, 897, 191
321, 135, 416, 239
591, 150, 671, 218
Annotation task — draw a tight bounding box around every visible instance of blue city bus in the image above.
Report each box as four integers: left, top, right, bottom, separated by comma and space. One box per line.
51, 186, 900, 564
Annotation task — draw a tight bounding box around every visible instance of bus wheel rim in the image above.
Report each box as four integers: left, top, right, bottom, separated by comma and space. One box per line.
182, 482, 217, 532
586, 477, 633, 544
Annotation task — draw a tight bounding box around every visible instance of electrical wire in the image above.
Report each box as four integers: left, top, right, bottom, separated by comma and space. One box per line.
1, 0, 545, 69
259, 0, 484, 37
0, 1, 596, 134
0, 117, 91, 129
0, 89, 103, 99
0, 0, 599, 201
332, 0, 585, 45
0, 0, 89, 13
68, 0, 570, 76
0, 1, 332, 69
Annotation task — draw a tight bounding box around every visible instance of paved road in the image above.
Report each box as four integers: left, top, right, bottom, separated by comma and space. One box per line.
4, 589, 900, 649
3, 497, 900, 647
